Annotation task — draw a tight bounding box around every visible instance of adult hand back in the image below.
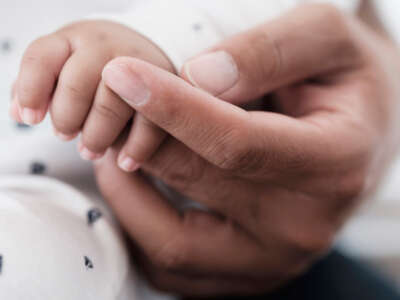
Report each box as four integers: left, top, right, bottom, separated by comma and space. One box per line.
96, 4, 400, 297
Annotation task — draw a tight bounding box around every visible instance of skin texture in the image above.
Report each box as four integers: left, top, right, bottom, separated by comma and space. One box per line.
10, 20, 174, 168
95, 4, 400, 297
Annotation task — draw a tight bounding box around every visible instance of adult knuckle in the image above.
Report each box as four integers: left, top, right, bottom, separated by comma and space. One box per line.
217, 145, 253, 172
213, 128, 264, 174
337, 169, 367, 201
159, 154, 205, 193
152, 237, 190, 271
277, 145, 314, 174
292, 234, 333, 258
282, 223, 335, 259
211, 126, 248, 171
158, 106, 187, 134
146, 272, 173, 293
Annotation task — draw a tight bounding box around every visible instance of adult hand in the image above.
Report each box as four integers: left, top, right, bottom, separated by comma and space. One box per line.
96, 4, 400, 297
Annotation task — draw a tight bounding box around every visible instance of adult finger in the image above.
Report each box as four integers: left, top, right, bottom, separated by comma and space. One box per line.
102, 58, 323, 174
95, 148, 271, 275
181, 4, 362, 104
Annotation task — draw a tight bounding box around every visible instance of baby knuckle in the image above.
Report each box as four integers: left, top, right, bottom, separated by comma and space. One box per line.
93, 102, 122, 121
18, 84, 36, 103
23, 35, 70, 66
21, 52, 48, 72
153, 250, 184, 271
64, 83, 82, 97
21, 52, 42, 66
24, 36, 50, 56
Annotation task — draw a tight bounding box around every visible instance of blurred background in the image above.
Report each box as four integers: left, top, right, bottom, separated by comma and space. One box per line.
1, 0, 400, 289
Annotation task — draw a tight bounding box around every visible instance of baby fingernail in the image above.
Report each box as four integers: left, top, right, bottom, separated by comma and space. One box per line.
103, 63, 151, 106
183, 51, 239, 96
80, 147, 103, 161
78, 141, 104, 161
54, 129, 78, 141
21, 108, 42, 125
118, 154, 140, 172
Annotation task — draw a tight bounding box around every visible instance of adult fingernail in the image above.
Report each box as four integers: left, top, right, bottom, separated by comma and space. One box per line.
118, 153, 140, 172
21, 108, 42, 125
102, 63, 151, 106
183, 51, 239, 96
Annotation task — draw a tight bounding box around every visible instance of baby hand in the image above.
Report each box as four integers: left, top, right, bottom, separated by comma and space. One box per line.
11, 20, 174, 171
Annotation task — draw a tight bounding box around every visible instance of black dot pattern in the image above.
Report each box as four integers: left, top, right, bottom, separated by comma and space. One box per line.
192, 23, 203, 31
0, 208, 105, 276
30, 162, 46, 175
15, 122, 31, 130
84, 256, 93, 269
0, 39, 12, 54
87, 208, 102, 225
